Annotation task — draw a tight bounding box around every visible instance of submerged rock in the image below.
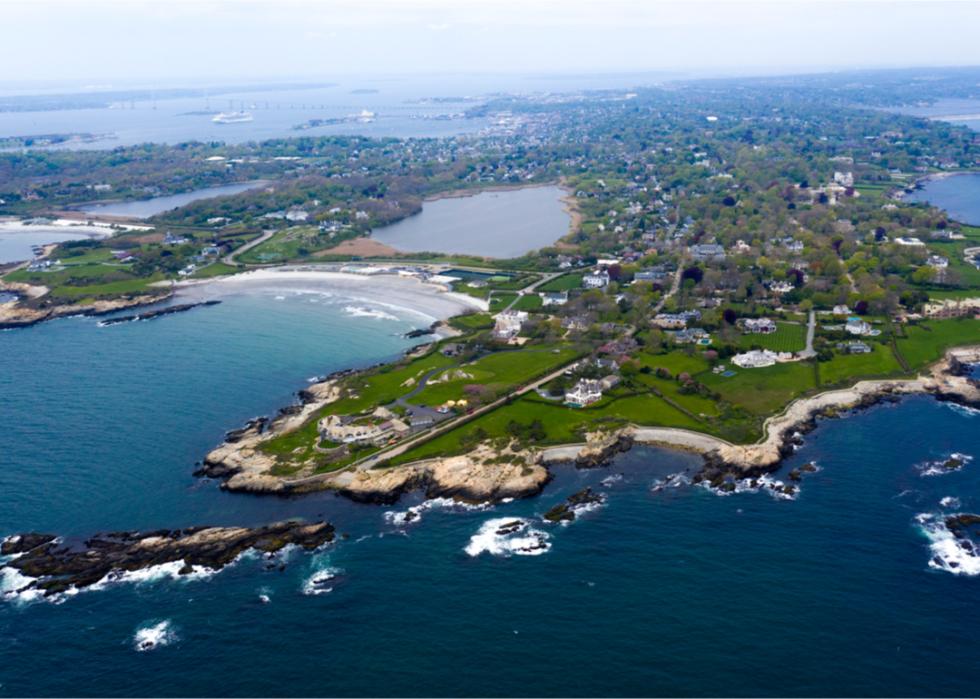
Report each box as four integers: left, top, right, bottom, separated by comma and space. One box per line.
1, 520, 333, 596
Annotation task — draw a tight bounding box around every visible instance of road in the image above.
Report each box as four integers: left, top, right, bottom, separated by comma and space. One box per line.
799, 310, 817, 359
282, 352, 583, 486
222, 229, 276, 265
653, 265, 684, 313
500, 271, 564, 312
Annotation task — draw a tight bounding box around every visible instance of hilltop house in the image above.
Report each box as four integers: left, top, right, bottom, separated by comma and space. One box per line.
582, 270, 610, 289
540, 291, 568, 306
319, 411, 410, 446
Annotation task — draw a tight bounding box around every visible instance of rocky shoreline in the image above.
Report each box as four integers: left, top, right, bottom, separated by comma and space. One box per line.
0, 520, 333, 597
97, 300, 221, 326
0, 280, 173, 330
199, 346, 980, 505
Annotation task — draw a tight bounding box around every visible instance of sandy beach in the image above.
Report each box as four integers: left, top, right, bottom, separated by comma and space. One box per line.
172, 267, 489, 319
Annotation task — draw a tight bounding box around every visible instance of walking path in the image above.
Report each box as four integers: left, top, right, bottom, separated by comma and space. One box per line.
222, 229, 276, 265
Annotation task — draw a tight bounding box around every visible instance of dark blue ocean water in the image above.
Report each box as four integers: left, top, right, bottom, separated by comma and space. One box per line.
906, 173, 980, 226
2, 292, 980, 696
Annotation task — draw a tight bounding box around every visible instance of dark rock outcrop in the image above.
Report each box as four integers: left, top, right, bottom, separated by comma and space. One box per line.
97, 300, 221, 326
543, 487, 604, 522
1, 520, 333, 596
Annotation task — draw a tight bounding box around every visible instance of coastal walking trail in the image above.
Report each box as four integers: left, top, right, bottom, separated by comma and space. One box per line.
799, 310, 817, 359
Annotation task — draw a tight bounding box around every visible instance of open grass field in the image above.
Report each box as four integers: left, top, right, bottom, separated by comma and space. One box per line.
736, 321, 806, 352
511, 293, 543, 311
410, 346, 581, 406
387, 389, 707, 466
449, 312, 493, 331
538, 273, 584, 292
817, 343, 905, 386
895, 318, 980, 370
190, 262, 241, 279
699, 360, 818, 415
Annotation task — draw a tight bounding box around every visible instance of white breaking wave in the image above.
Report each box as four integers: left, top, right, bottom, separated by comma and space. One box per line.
699, 474, 798, 501
343, 305, 401, 322
302, 555, 343, 596
918, 452, 973, 477
943, 403, 980, 418
90, 560, 218, 591
651, 472, 690, 493
464, 518, 551, 557
383, 497, 491, 527
915, 512, 980, 576
940, 496, 962, 509
601, 474, 624, 487
133, 620, 178, 652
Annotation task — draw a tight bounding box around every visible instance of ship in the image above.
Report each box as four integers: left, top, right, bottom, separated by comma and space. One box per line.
212, 111, 253, 124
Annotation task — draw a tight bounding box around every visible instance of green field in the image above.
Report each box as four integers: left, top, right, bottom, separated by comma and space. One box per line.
817, 344, 904, 386
736, 322, 807, 352
538, 273, 584, 292
699, 360, 818, 415
190, 262, 241, 279
511, 293, 543, 311
895, 318, 980, 370
409, 346, 581, 406
449, 312, 493, 331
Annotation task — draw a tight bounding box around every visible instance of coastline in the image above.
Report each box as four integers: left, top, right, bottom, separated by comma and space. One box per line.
200, 346, 980, 503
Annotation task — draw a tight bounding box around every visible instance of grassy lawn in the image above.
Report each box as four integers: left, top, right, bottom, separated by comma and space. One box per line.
449, 312, 493, 331
699, 360, 818, 416
895, 318, 980, 371
259, 350, 459, 459
237, 226, 332, 263
511, 293, 543, 312
817, 344, 904, 386
190, 262, 241, 279
387, 390, 707, 466
736, 322, 806, 352
488, 293, 517, 312
538, 273, 584, 292
636, 350, 710, 376
410, 346, 580, 406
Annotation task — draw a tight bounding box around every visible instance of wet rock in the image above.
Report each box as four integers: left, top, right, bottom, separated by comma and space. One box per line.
543, 487, 604, 522
97, 300, 220, 326
2, 521, 333, 596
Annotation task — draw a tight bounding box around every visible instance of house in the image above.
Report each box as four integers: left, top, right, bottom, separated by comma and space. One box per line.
634, 269, 668, 283
583, 270, 610, 289
285, 209, 309, 223
493, 310, 528, 340
894, 237, 925, 247
540, 291, 568, 306
163, 232, 189, 245
741, 318, 777, 334
731, 350, 779, 369
565, 379, 603, 407
845, 317, 880, 336
110, 250, 136, 262
832, 305, 852, 316
440, 343, 464, 357
927, 255, 949, 269
653, 313, 688, 329
319, 413, 409, 446
838, 341, 872, 354
600, 374, 621, 390
671, 327, 711, 344
732, 239, 752, 253
689, 243, 726, 262
561, 315, 590, 331
768, 280, 794, 295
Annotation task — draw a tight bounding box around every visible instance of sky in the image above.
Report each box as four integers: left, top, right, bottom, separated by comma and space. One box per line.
2, 0, 980, 88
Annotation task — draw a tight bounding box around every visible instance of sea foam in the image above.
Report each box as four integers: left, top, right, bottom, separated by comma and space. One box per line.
915, 513, 980, 576
133, 620, 178, 652
383, 497, 491, 527
464, 518, 551, 557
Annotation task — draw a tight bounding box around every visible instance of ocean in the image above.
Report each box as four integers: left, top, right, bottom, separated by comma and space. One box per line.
1, 285, 980, 696
905, 173, 980, 226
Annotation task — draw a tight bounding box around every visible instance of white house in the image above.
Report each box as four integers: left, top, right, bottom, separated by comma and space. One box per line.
845, 318, 880, 336
565, 379, 603, 407
832, 305, 852, 316
493, 310, 529, 340
583, 270, 610, 289
894, 237, 925, 247
540, 291, 568, 306
731, 350, 779, 369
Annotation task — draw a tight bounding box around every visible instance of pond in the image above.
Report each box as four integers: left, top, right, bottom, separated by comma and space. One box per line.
370, 185, 571, 258
78, 180, 267, 219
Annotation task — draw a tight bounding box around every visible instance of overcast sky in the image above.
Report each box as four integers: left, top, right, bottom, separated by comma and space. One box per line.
2, 0, 980, 87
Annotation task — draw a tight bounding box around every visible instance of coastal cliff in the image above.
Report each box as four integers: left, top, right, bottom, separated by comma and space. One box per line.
199, 346, 980, 503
